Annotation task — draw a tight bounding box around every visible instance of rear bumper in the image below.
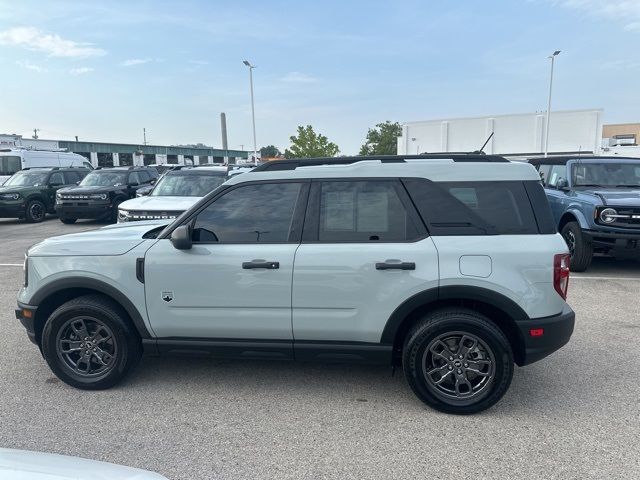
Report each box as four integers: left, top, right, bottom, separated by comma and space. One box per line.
15, 302, 38, 345
516, 304, 575, 366
55, 202, 112, 219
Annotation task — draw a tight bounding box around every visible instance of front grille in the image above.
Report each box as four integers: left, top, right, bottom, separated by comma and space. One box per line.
125, 210, 183, 221
600, 206, 640, 228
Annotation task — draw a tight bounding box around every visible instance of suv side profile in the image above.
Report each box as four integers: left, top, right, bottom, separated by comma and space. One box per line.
55, 166, 159, 223
16, 155, 575, 414
0, 167, 89, 223
530, 156, 640, 271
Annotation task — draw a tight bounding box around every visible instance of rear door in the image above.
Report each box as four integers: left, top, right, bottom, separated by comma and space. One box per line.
291, 179, 440, 354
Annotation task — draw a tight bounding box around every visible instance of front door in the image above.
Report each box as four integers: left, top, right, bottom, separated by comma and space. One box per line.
292, 179, 440, 349
144, 180, 309, 342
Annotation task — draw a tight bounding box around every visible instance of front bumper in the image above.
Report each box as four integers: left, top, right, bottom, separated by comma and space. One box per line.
516, 304, 575, 366
15, 302, 38, 345
0, 203, 26, 218
582, 230, 640, 253
55, 202, 112, 219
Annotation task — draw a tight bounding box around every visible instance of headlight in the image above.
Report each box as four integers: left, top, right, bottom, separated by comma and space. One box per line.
599, 208, 617, 224
56, 192, 62, 198
89, 193, 108, 200
117, 209, 130, 223
0, 193, 20, 200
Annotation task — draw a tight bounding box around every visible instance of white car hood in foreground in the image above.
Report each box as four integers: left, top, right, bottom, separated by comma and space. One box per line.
119, 195, 200, 212
27, 221, 168, 257
0, 448, 168, 480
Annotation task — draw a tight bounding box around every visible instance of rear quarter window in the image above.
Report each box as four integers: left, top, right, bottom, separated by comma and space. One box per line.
403, 179, 543, 235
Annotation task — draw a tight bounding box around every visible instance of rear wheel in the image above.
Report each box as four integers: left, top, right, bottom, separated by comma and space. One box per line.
561, 221, 592, 272
41, 294, 142, 390
25, 199, 46, 223
402, 308, 513, 414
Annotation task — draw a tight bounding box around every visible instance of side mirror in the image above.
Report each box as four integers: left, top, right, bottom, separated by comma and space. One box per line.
170, 224, 192, 250
556, 178, 569, 190
75, 181, 81, 185
150, 178, 157, 185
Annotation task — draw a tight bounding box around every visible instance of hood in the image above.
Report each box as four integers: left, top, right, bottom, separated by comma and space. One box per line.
119, 195, 200, 212
590, 188, 640, 207
0, 448, 168, 480
59, 185, 120, 194
0, 185, 35, 194
27, 221, 169, 257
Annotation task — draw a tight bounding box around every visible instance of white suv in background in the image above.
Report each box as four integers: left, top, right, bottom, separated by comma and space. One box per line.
16, 154, 575, 414
117, 166, 228, 222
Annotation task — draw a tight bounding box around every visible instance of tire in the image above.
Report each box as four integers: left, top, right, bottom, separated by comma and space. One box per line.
561, 221, 592, 272
60, 217, 77, 224
402, 308, 514, 415
109, 198, 125, 223
25, 199, 46, 223
41, 294, 142, 390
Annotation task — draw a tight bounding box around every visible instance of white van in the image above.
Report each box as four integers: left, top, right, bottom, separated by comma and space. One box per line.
0, 148, 92, 184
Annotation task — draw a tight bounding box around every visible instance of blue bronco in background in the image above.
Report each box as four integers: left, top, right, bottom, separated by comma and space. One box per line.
529, 156, 640, 272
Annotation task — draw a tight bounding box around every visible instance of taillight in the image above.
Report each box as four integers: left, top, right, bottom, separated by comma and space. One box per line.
553, 253, 570, 300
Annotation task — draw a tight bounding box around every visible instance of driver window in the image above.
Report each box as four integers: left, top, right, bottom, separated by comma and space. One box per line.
192, 182, 303, 243
49, 172, 64, 185
547, 165, 566, 187
129, 172, 142, 185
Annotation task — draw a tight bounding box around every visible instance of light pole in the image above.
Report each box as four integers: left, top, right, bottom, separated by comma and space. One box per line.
243, 60, 258, 163
544, 50, 561, 157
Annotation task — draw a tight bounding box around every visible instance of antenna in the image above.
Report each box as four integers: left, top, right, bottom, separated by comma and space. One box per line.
143, 128, 147, 146
477, 132, 494, 154
32, 128, 40, 140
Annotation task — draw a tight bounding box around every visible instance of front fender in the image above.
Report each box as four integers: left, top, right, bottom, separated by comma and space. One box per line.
564, 207, 591, 230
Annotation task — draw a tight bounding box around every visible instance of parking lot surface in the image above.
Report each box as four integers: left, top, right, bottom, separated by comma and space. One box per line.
1, 217, 639, 479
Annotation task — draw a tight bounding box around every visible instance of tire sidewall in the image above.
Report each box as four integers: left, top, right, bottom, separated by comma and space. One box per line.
42, 302, 136, 389
404, 315, 513, 414
561, 222, 592, 271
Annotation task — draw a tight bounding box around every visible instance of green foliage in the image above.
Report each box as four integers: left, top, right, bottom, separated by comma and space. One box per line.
260, 145, 281, 157
285, 125, 340, 159
359, 121, 402, 155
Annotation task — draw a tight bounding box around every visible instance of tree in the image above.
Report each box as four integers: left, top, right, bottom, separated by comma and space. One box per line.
285, 125, 340, 158
260, 145, 281, 158
359, 121, 402, 155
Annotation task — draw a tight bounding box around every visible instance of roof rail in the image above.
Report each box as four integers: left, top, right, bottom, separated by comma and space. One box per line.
252, 153, 509, 172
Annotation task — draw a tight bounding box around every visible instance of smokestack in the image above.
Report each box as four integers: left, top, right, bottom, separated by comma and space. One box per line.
220, 112, 229, 164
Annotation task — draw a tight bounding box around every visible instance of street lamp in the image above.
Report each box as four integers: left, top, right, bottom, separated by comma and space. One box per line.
243, 60, 258, 163
544, 50, 561, 157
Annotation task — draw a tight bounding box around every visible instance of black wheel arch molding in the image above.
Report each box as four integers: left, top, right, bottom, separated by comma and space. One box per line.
27, 276, 152, 342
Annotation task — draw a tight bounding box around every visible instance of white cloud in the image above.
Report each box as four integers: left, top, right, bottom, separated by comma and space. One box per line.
121, 58, 152, 67
189, 60, 209, 65
281, 71, 318, 83
70, 67, 93, 75
551, 0, 640, 31
0, 26, 105, 57
16, 60, 46, 72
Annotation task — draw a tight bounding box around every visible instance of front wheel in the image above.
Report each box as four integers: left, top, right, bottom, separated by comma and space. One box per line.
25, 199, 46, 223
41, 294, 142, 390
60, 216, 77, 224
561, 221, 592, 272
402, 308, 513, 414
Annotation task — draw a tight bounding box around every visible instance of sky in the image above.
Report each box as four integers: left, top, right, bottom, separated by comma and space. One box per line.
0, 0, 639, 155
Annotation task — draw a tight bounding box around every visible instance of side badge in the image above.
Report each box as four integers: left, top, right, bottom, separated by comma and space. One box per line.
161, 291, 174, 303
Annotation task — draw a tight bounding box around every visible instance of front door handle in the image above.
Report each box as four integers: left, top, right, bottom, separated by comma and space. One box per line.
242, 260, 280, 269
376, 261, 416, 271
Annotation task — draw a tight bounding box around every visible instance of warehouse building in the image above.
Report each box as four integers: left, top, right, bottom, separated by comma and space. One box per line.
397, 109, 604, 158
0, 134, 249, 167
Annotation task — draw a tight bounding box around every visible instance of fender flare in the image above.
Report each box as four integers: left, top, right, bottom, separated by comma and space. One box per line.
560, 207, 590, 230
29, 276, 151, 338
380, 285, 529, 344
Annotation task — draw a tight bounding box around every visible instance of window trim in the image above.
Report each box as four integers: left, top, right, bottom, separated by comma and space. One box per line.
301, 177, 428, 244
160, 179, 311, 245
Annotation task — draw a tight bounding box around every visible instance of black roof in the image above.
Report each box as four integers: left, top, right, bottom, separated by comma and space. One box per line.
252, 153, 509, 172
528, 155, 640, 166
93, 166, 155, 171
166, 166, 228, 176
21, 166, 89, 171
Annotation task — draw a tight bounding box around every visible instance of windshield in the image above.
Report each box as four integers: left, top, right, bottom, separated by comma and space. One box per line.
4, 172, 48, 187
150, 173, 226, 197
80, 171, 127, 187
573, 163, 640, 187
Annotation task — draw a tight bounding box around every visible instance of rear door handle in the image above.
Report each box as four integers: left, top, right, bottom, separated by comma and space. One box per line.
376, 261, 416, 270
242, 260, 280, 269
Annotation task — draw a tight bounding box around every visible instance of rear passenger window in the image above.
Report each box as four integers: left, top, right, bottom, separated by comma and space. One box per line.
547, 165, 566, 187
316, 181, 419, 242
403, 179, 538, 235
